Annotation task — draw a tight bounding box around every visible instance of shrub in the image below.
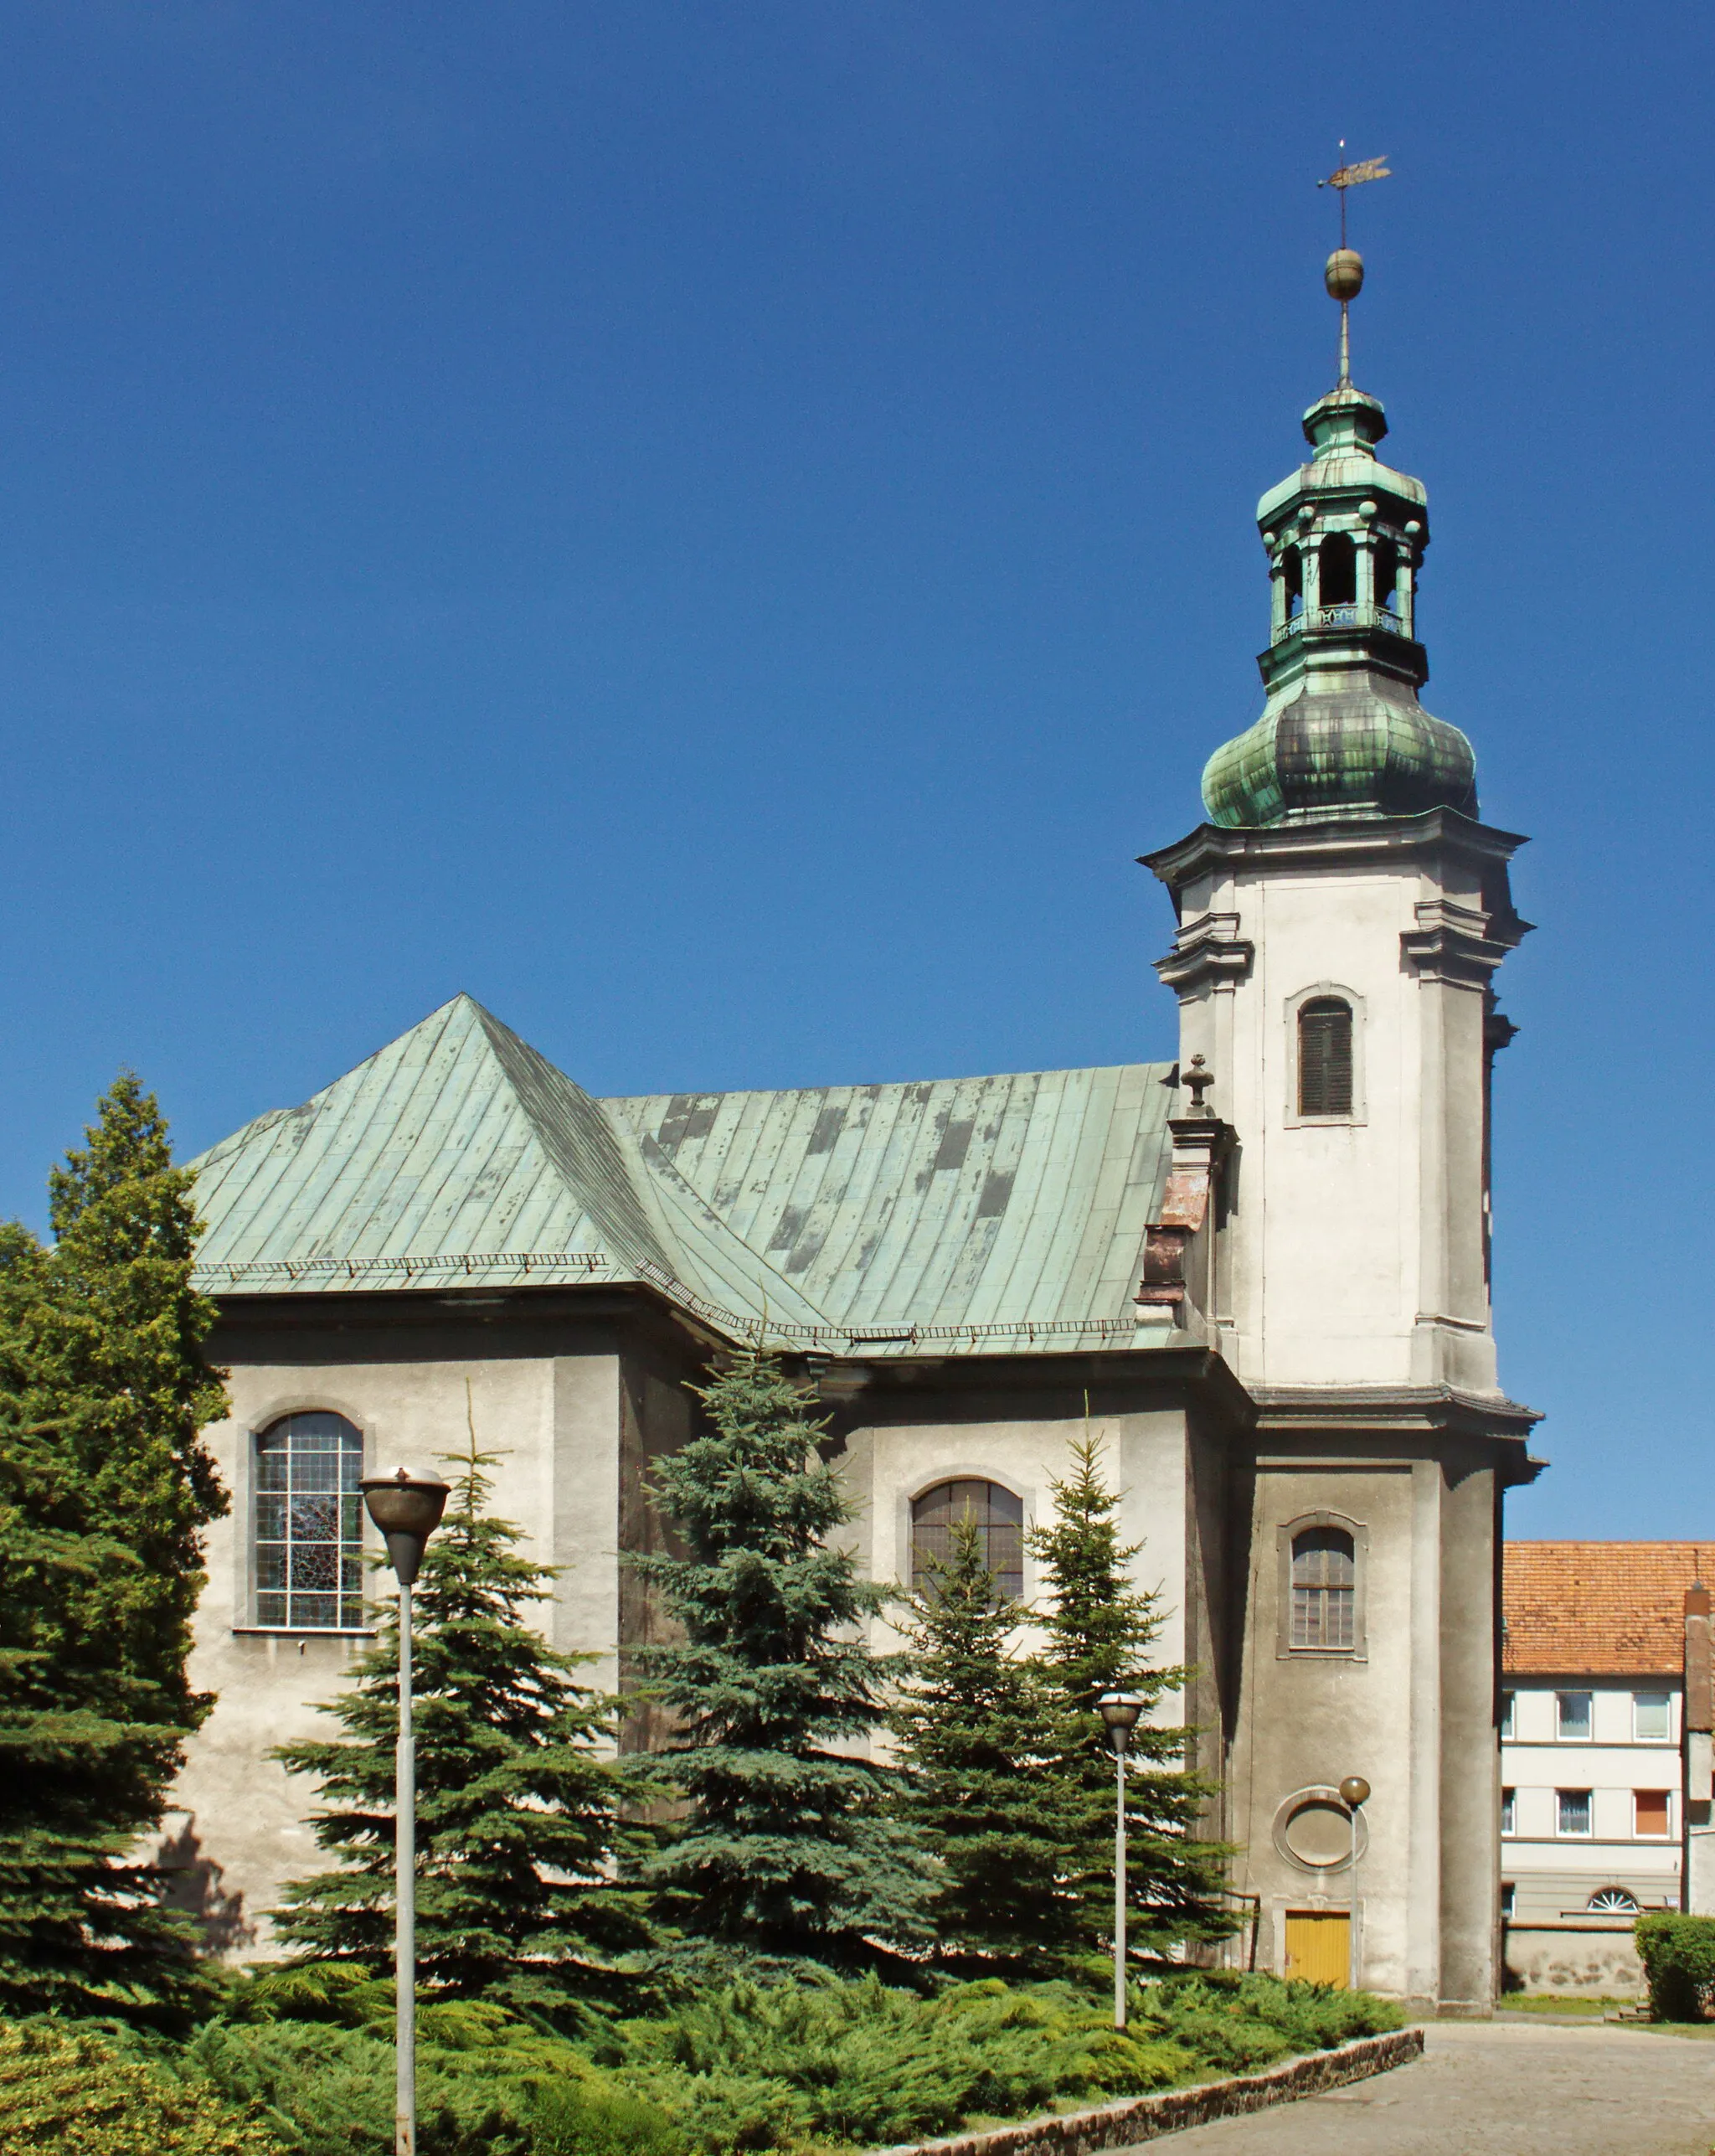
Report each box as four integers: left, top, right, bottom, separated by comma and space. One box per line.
0, 2018, 283, 2155
1635, 1913, 1715, 2022
529, 2076, 689, 2156
1135, 1971, 1404, 2074
615, 1975, 1189, 2148
190, 1992, 682, 2156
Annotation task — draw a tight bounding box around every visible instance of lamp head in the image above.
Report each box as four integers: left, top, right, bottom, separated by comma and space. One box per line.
1339, 1775, 1372, 1810
361, 1465, 451, 1586
1098, 1691, 1145, 1754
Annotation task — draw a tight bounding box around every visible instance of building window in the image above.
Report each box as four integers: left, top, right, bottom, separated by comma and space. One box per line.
910, 1479, 1024, 1600
1318, 530, 1357, 607
1557, 1788, 1593, 1837
1634, 1692, 1672, 1742
1635, 1790, 1671, 1839
1290, 1527, 1357, 1650
255, 1411, 365, 1630
1297, 998, 1354, 1117
1500, 1880, 1515, 1919
1500, 1690, 1516, 1739
1501, 1787, 1517, 1836
1556, 1690, 1593, 1741
1588, 1887, 1639, 1913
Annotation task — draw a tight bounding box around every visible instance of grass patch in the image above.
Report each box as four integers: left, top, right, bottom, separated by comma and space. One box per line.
1499, 1993, 1635, 2017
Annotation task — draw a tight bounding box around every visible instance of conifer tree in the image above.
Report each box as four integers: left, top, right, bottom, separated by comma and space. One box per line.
1027, 1431, 1231, 1957
0, 1075, 230, 2024
631, 1348, 930, 1975
890, 1516, 1081, 1976
275, 1425, 651, 2024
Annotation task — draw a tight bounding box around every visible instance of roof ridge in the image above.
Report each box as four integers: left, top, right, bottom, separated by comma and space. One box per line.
468, 1004, 672, 1277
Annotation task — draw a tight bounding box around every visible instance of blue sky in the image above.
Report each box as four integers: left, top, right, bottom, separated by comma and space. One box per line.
0, 3, 1706, 1535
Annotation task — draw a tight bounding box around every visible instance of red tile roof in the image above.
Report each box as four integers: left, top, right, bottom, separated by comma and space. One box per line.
1504, 1542, 1715, 1676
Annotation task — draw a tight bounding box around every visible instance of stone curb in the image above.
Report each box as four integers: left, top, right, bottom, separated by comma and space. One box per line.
873, 2027, 1426, 2155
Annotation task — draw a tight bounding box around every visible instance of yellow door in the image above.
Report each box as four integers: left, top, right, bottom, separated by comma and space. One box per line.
1284, 1911, 1350, 1986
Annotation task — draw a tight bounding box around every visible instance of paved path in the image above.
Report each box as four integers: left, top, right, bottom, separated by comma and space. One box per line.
1114, 2020, 1715, 2155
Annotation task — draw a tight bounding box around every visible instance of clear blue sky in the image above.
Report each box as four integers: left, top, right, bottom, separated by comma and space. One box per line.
0, 3, 1704, 1536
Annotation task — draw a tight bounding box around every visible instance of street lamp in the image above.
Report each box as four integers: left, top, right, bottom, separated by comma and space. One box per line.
1339, 1775, 1371, 1991
1099, 1692, 1144, 2030
362, 1465, 451, 2156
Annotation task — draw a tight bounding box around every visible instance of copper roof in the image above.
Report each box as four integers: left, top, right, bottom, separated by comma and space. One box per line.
1503, 1541, 1715, 1677
189, 993, 1177, 1354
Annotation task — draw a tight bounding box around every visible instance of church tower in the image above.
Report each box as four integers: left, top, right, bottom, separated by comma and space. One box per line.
1146, 245, 1528, 1395
1144, 243, 1541, 2012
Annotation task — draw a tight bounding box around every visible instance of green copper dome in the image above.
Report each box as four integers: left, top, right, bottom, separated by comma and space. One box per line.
1201, 379, 1478, 828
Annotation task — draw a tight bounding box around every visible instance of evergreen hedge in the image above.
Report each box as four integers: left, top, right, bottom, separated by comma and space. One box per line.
1635, 1911, 1715, 2021
0, 2018, 282, 2154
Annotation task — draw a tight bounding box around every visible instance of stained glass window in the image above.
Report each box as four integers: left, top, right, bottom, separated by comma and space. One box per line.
910, 1479, 1024, 1601
255, 1411, 365, 1630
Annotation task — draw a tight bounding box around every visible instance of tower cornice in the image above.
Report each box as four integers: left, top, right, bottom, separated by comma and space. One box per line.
1141, 806, 1531, 903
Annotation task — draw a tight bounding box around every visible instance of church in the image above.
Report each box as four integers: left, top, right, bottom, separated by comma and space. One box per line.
169, 248, 1542, 2015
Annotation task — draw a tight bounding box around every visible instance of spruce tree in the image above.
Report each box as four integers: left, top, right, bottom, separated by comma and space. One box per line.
0, 1075, 230, 2024
1027, 1431, 1231, 1958
274, 1427, 651, 2024
630, 1348, 930, 1975
890, 1516, 1081, 1976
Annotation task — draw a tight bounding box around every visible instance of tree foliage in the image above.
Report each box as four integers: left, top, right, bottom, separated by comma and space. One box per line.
0, 1075, 229, 2023
1027, 1431, 1231, 1955
274, 1423, 651, 2023
889, 1518, 1081, 1975
628, 1349, 930, 1975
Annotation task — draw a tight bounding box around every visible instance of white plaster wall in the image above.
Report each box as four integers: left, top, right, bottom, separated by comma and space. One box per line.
1172, 848, 1498, 1394
169, 1348, 622, 1952
846, 1409, 1192, 1708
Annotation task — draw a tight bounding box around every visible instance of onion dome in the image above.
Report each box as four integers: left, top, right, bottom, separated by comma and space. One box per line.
1200, 254, 1478, 828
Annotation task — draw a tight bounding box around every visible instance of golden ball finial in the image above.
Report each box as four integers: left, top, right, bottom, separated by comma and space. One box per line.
1326, 248, 1364, 302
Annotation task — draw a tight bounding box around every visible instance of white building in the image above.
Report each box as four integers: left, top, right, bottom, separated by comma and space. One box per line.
1501, 1541, 1715, 1994
165, 255, 1546, 2013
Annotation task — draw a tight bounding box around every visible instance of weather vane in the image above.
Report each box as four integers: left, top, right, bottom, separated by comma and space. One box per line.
1317, 142, 1391, 386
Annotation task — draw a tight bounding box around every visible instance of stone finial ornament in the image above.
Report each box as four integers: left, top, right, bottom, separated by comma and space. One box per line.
1183, 1055, 1215, 1116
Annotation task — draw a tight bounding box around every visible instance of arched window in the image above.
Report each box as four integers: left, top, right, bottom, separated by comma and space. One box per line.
1298, 998, 1354, 1117
255, 1411, 365, 1630
1291, 1526, 1356, 1650
1318, 532, 1357, 607
1373, 537, 1400, 613
1282, 544, 1305, 620
1587, 1887, 1639, 1914
910, 1479, 1024, 1600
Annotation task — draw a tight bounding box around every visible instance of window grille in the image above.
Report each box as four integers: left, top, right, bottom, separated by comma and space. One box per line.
1297, 999, 1354, 1117
910, 1479, 1024, 1600
255, 1411, 365, 1630
1290, 1527, 1356, 1650
1588, 1887, 1638, 1913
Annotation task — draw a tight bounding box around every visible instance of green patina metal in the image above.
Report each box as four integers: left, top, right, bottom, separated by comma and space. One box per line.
191, 994, 1177, 1353
1201, 366, 1478, 828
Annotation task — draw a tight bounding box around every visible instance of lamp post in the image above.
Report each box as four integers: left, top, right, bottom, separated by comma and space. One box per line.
1098, 1692, 1144, 2030
361, 1465, 451, 2156
1339, 1774, 1371, 1991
